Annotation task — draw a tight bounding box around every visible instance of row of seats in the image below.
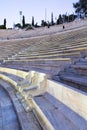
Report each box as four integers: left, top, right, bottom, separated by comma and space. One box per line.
5, 27, 87, 61
0, 26, 86, 76
0, 18, 87, 40
0, 68, 87, 130
0, 70, 47, 97
0, 19, 87, 130
0, 19, 87, 63
0, 79, 42, 130
53, 54, 87, 92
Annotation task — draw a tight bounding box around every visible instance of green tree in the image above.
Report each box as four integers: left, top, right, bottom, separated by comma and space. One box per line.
41, 20, 47, 27
73, 0, 87, 17
51, 12, 54, 25
22, 15, 25, 28
32, 16, 34, 26
57, 14, 63, 24
4, 18, 6, 29
14, 23, 21, 28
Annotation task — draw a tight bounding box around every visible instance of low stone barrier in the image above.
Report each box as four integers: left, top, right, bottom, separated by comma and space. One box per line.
47, 79, 87, 120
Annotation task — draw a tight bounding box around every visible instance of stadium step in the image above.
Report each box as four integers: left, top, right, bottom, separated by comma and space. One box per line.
71, 64, 87, 76
0, 68, 87, 129
59, 74, 87, 92
0, 84, 20, 130
71, 58, 87, 76
0, 71, 23, 82
54, 57, 87, 92
0, 79, 42, 130
34, 92, 87, 130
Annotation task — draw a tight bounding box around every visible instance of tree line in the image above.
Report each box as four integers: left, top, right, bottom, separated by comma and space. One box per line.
0, 19, 6, 29
0, 0, 87, 29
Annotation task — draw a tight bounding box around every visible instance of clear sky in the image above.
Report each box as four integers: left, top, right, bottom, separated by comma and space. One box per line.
0, 0, 78, 28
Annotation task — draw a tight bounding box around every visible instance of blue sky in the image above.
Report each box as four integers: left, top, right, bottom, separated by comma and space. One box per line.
0, 0, 78, 28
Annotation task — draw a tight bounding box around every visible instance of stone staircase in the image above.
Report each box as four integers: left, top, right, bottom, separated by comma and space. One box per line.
0, 79, 42, 130
0, 20, 87, 129
34, 92, 87, 130
0, 68, 87, 130
53, 56, 87, 92
1, 25, 87, 77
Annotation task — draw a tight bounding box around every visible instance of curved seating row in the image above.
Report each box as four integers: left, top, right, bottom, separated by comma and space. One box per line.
0, 79, 42, 130
0, 67, 87, 130
0, 26, 87, 77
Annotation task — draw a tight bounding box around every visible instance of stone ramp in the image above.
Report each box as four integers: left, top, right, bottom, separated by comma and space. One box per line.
0, 79, 42, 130
34, 92, 87, 130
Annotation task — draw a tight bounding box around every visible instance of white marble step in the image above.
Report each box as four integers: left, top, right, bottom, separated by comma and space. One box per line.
34, 93, 87, 130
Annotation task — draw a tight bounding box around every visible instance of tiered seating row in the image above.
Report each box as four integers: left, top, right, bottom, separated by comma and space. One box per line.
0, 26, 87, 61
7, 27, 87, 61
0, 79, 42, 130
53, 56, 87, 92
0, 18, 87, 40
0, 67, 87, 130
0, 38, 42, 62
0, 26, 86, 75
